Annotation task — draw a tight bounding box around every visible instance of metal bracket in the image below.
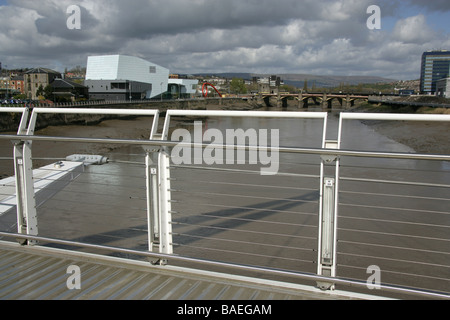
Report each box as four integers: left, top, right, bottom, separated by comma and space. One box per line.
10, 139, 24, 147
149, 258, 168, 266
321, 154, 337, 164
321, 140, 339, 164
142, 146, 161, 155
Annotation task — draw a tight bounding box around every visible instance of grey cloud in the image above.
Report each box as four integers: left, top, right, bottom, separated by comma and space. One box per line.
406, 0, 450, 12
0, 0, 448, 80
103, 0, 343, 39
35, 5, 99, 41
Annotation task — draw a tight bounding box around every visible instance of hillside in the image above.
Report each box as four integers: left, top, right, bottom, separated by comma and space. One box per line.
193, 72, 396, 88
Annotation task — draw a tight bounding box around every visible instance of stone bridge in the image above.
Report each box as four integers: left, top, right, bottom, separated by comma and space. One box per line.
258, 92, 369, 109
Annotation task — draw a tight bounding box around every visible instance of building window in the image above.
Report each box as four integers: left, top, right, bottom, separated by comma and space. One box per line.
111, 82, 127, 90
149, 66, 156, 73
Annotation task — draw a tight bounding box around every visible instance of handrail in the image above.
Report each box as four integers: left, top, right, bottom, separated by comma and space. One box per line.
1, 134, 449, 162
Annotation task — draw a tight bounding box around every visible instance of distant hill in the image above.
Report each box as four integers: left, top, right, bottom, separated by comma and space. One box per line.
193, 72, 396, 88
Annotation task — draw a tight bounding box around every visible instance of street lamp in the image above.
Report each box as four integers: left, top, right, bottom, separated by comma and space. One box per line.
5, 65, 9, 100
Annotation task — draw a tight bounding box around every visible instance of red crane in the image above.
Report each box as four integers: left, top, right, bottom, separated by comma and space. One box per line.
202, 82, 222, 98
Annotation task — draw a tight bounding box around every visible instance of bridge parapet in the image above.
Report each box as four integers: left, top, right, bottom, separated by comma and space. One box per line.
259, 93, 369, 109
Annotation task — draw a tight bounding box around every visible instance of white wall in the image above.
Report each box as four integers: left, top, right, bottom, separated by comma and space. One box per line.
85, 55, 170, 99
85, 55, 120, 80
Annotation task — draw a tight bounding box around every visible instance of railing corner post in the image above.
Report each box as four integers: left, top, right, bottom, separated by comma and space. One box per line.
158, 146, 173, 257
317, 140, 339, 290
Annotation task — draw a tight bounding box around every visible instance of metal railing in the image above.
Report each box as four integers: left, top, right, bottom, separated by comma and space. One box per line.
0, 108, 449, 299
0, 97, 238, 109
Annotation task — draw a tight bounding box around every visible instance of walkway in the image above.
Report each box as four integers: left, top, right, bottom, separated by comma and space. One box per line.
0, 241, 379, 300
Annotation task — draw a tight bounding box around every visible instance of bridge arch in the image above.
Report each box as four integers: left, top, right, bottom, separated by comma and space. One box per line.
202, 82, 222, 98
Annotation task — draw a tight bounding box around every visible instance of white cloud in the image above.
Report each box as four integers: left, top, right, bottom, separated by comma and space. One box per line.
392, 14, 437, 44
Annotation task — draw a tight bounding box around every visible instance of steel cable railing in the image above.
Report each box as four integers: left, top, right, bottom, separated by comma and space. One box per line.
32, 161, 149, 251
334, 113, 450, 295
0, 109, 449, 299
168, 155, 321, 273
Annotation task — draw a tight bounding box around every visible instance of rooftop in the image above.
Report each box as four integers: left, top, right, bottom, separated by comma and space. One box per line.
50, 78, 87, 89
24, 68, 61, 75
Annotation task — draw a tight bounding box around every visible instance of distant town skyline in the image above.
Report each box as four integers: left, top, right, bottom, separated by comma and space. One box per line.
0, 0, 449, 80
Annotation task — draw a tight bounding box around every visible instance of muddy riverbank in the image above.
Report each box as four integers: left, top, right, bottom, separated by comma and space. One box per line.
0, 98, 261, 133
352, 103, 450, 154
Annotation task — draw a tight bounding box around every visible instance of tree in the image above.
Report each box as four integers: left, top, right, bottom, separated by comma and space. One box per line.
280, 84, 296, 93
230, 78, 247, 94
36, 85, 44, 99
303, 79, 308, 92
43, 85, 53, 100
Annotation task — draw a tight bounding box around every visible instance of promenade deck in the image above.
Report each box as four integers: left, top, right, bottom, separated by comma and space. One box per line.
0, 240, 377, 300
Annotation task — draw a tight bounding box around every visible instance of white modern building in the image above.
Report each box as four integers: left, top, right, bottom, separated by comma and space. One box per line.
85, 55, 169, 100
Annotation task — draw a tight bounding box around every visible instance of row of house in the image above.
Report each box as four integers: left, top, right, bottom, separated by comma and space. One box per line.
0, 67, 88, 101
0, 76, 25, 95
1, 55, 200, 102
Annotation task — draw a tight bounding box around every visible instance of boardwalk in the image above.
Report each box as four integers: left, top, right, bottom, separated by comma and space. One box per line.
0, 240, 378, 300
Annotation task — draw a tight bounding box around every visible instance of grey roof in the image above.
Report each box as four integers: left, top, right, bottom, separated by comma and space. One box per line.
50, 78, 87, 89
24, 68, 61, 75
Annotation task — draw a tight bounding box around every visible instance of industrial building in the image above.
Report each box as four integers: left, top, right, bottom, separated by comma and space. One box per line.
50, 78, 88, 101
168, 77, 199, 99
420, 50, 450, 94
84, 55, 169, 100
436, 77, 450, 98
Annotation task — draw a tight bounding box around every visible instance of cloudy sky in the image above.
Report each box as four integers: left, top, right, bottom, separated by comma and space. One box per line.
0, 0, 449, 80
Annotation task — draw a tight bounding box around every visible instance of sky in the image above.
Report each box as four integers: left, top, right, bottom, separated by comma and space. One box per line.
0, 0, 449, 80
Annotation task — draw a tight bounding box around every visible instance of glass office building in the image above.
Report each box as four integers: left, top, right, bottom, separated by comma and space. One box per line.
420, 50, 450, 94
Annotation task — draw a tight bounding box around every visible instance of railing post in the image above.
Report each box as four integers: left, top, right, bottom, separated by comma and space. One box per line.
158, 146, 173, 255
317, 140, 339, 290
13, 108, 38, 245
145, 149, 160, 252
